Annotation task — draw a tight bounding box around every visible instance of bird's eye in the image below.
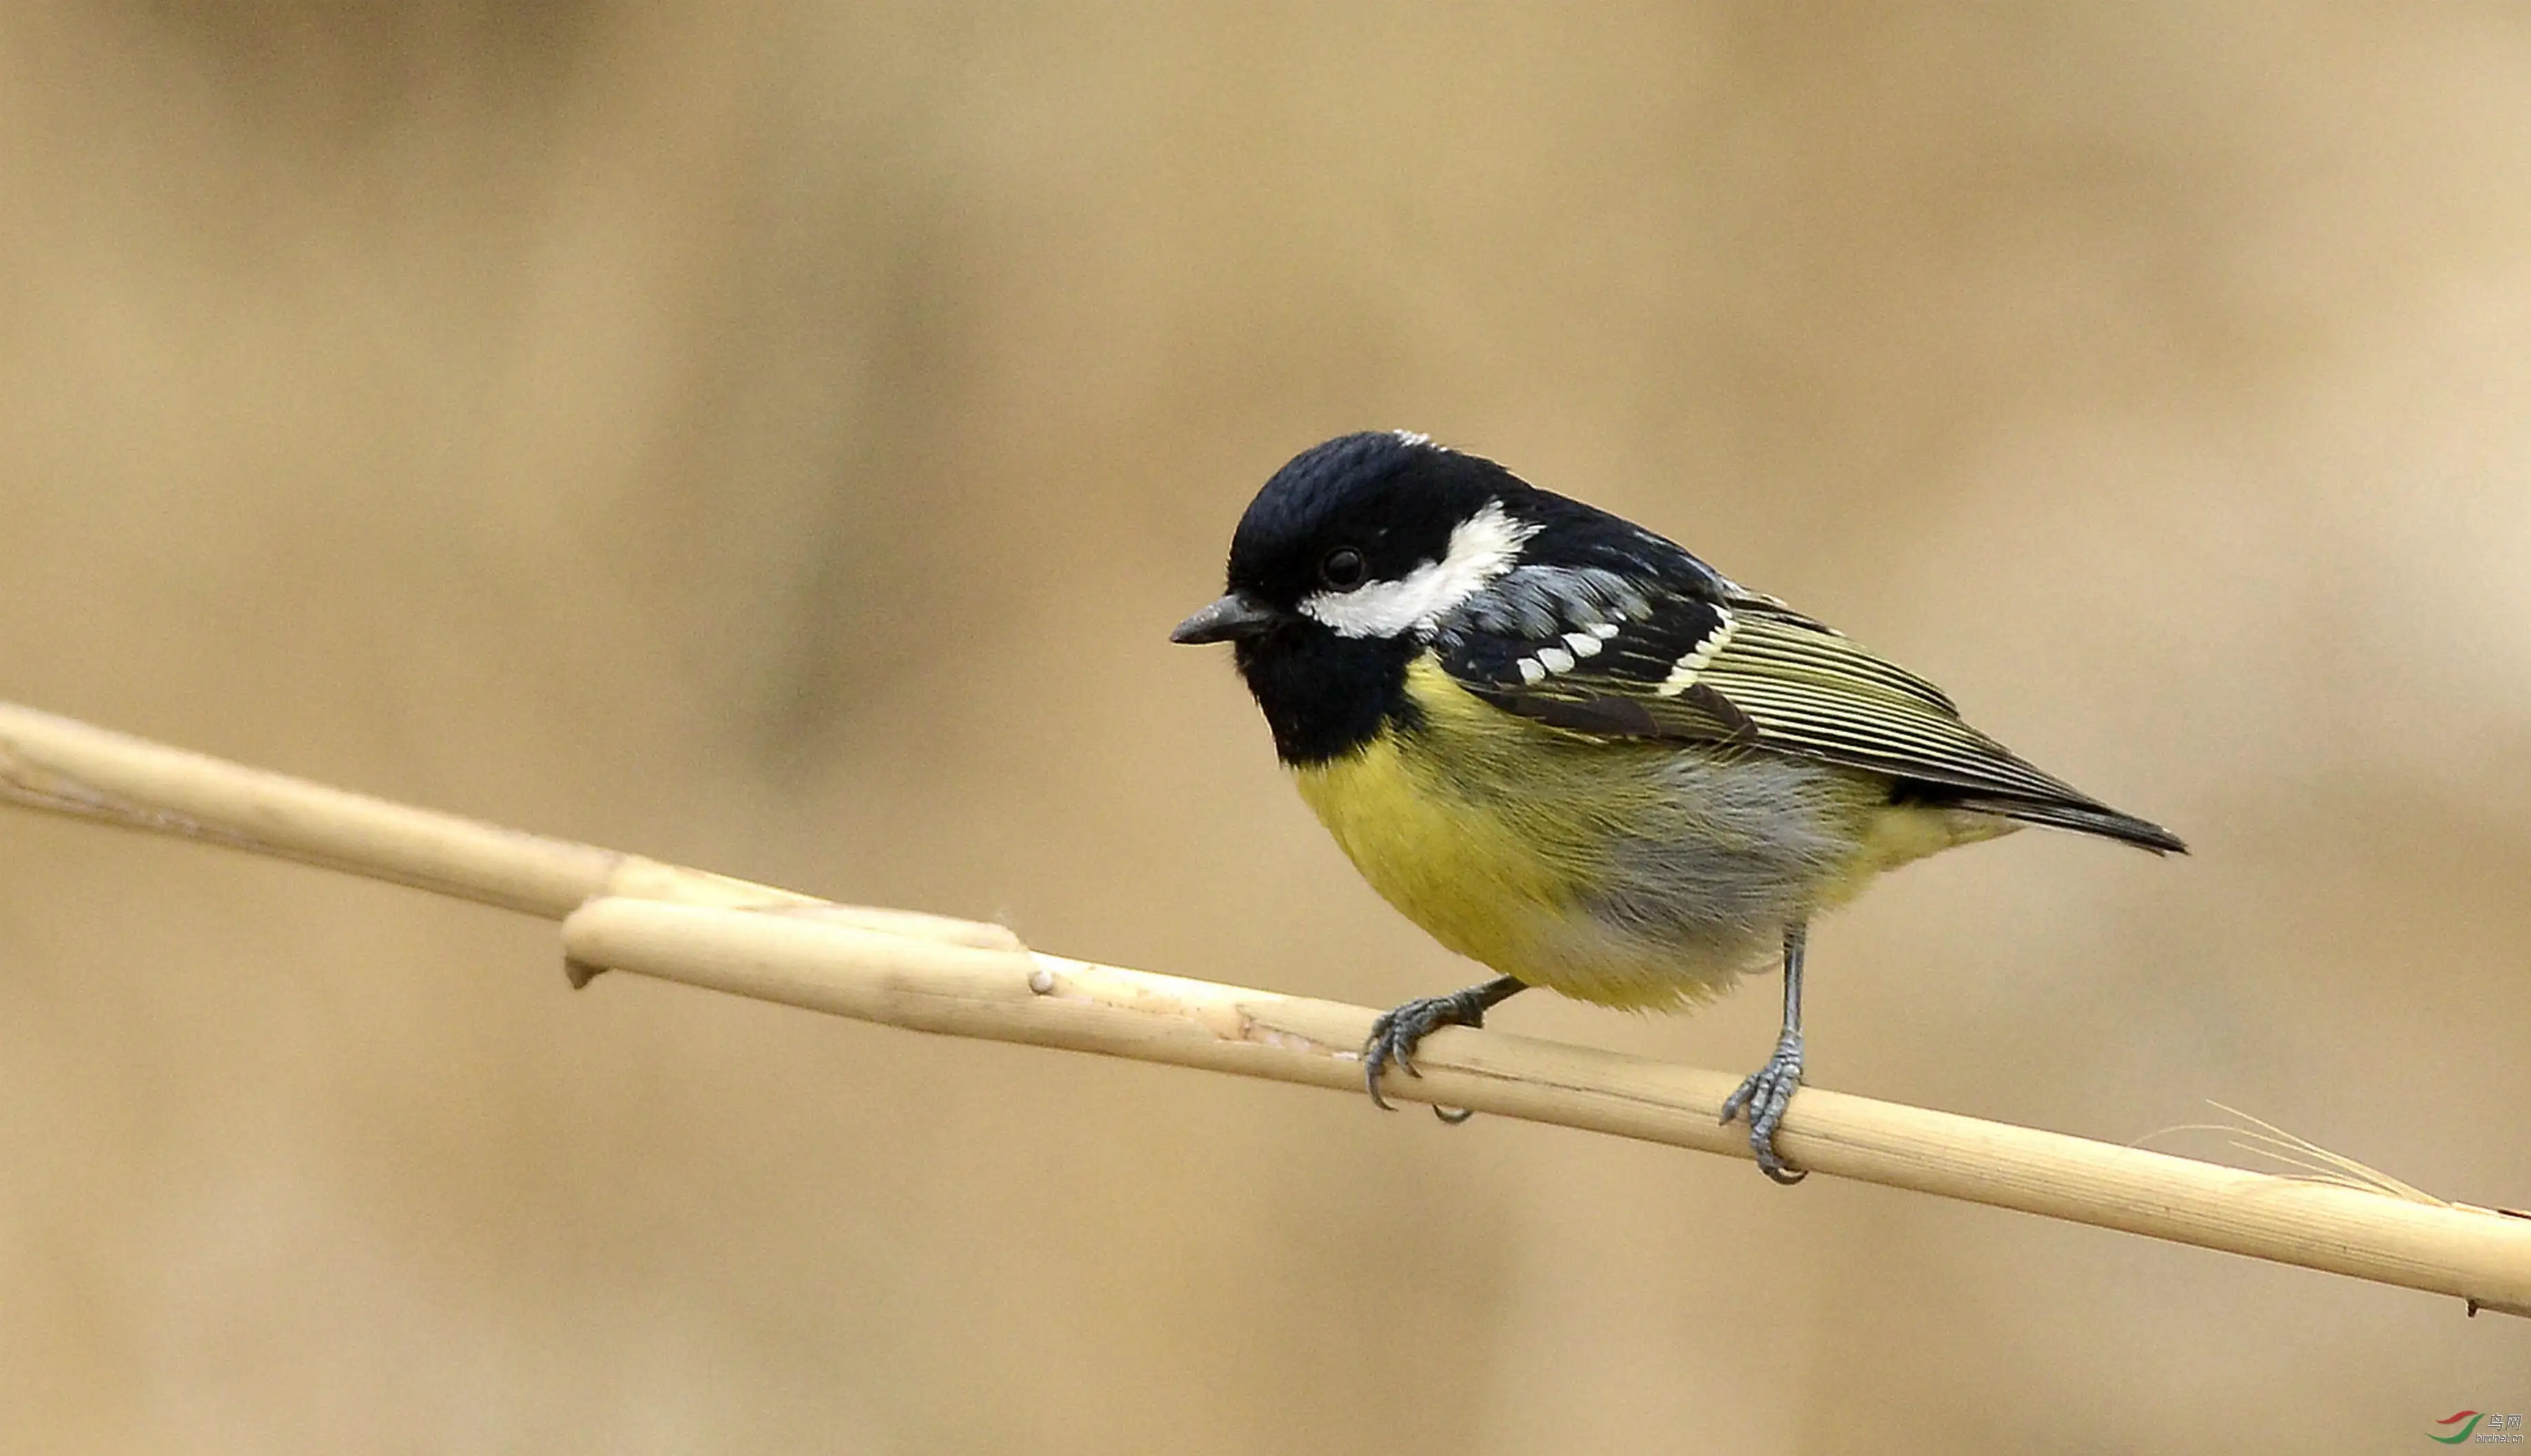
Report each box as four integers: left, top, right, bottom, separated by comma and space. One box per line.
1319, 547, 1367, 590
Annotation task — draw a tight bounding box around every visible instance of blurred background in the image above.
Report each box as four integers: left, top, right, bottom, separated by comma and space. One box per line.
2, 3, 2527, 1451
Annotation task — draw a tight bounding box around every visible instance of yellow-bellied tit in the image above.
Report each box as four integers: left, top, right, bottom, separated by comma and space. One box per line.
1173, 431, 2183, 1183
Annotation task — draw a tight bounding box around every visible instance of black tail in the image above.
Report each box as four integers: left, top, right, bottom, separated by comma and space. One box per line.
1942, 793, 2188, 855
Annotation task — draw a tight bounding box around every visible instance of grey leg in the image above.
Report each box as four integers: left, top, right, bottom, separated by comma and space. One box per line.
1363, 976, 1527, 1120
1719, 922, 1808, 1184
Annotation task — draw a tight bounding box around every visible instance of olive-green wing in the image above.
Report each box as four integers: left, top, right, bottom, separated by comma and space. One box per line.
1430, 571, 2182, 851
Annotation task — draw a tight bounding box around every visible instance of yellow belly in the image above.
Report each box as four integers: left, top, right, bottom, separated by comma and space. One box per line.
1294, 723, 1588, 980
1290, 658, 2005, 1009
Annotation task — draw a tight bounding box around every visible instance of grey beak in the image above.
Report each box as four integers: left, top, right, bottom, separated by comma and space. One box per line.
1171, 592, 1281, 644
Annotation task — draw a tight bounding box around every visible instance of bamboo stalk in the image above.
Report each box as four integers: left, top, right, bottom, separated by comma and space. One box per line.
3, 700, 2525, 1318
0, 703, 1020, 955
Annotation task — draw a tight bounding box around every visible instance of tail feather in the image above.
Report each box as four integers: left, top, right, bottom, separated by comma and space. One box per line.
1945, 793, 2188, 855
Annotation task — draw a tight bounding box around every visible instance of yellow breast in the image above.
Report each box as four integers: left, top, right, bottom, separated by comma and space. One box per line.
1292, 719, 1584, 977
1288, 657, 2003, 1009
1288, 659, 1755, 1008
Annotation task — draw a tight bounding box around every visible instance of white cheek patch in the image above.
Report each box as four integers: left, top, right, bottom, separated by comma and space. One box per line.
1299, 499, 1537, 638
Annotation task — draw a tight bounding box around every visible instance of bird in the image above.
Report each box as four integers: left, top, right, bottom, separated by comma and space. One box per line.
1171, 430, 2183, 1183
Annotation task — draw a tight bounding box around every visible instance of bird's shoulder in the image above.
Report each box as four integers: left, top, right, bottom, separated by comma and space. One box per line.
1425, 517, 2095, 807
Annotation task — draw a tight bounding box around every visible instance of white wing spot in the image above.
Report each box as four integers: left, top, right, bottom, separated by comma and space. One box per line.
1516, 658, 1547, 685
1654, 608, 1737, 696
1587, 621, 1621, 639
1536, 646, 1576, 675
1562, 631, 1603, 658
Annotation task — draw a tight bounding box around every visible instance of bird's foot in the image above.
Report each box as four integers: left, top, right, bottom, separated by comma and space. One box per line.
1719, 1030, 1806, 1184
1363, 986, 1502, 1121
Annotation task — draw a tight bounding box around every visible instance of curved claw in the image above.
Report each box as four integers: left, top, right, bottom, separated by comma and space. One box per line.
1720, 1031, 1807, 1184
1363, 1008, 1423, 1110
1362, 983, 1516, 1119
1363, 1038, 1400, 1111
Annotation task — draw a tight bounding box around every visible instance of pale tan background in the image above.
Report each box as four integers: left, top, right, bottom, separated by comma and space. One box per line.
2, 4, 2527, 1453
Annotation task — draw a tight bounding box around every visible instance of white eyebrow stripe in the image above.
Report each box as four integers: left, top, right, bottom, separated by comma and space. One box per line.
1297, 500, 1537, 638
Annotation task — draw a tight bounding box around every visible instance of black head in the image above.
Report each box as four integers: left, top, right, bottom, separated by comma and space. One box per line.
1217, 432, 1538, 619
1172, 432, 1550, 764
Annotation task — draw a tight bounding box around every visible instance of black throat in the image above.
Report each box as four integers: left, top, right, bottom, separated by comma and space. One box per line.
1233, 624, 1423, 766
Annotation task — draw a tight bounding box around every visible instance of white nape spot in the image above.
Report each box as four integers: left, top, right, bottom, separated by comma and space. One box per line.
1390, 430, 1434, 448
1587, 621, 1621, 639
1562, 631, 1603, 659
1654, 607, 1738, 696
1298, 499, 1539, 639
1516, 658, 1547, 685
1535, 646, 1576, 675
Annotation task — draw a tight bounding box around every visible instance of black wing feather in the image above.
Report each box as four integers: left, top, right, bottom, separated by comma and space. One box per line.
1429, 544, 2183, 854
